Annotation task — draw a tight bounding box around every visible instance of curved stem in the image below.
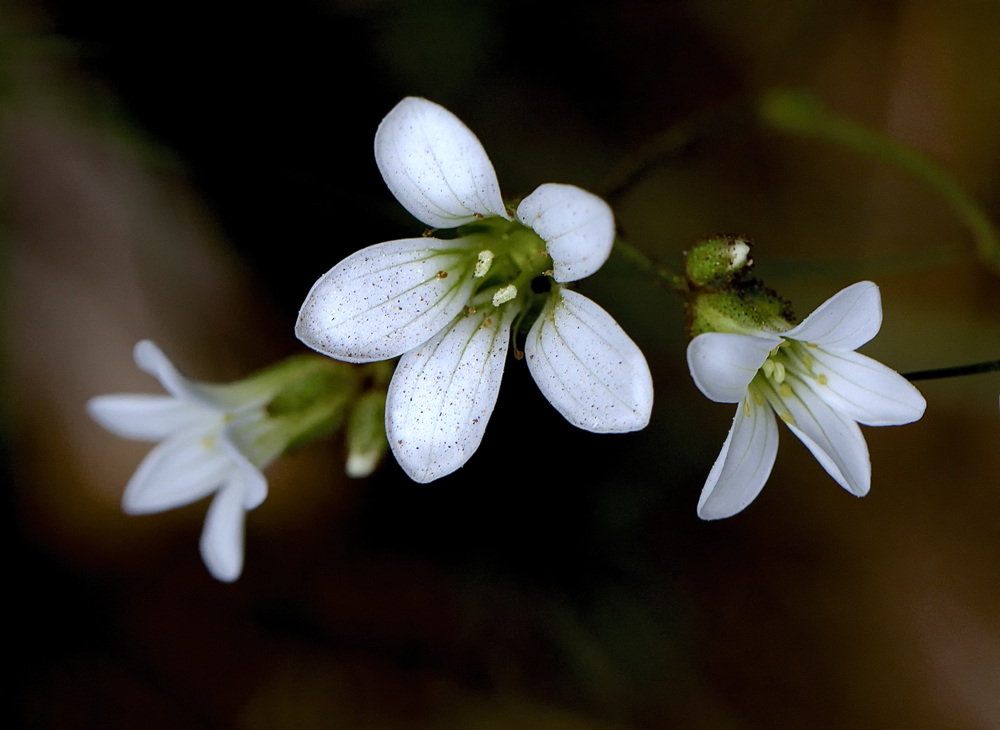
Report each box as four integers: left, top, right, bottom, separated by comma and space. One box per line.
903, 359, 1000, 382
611, 237, 689, 297
759, 89, 1000, 274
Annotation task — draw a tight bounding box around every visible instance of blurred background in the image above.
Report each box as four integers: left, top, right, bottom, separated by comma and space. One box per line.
4, 0, 1000, 727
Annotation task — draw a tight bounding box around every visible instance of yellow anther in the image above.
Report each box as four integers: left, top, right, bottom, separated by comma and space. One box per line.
762, 360, 775, 379
753, 391, 765, 406
817, 374, 828, 385
769, 346, 780, 357
773, 362, 786, 383
201, 435, 216, 449
779, 383, 793, 398
744, 400, 751, 417
806, 342, 818, 348
474, 249, 494, 278
803, 355, 813, 371
779, 411, 795, 425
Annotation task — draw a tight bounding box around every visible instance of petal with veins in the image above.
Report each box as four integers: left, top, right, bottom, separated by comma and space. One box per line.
87, 394, 214, 441
296, 237, 477, 363
785, 281, 882, 351
801, 348, 926, 426
386, 306, 516, 483
199, 480, 247, 583
687, 332, 781, 404
121, 427, 233, 514
375, 97, 510, 229
698, 394, 779, 520
525, 290, 652, 432
516, 184, 615, 283
759, 378, 871, 496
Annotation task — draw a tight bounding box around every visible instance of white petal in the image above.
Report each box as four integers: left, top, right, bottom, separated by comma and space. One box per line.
687, 332, 781, 404
386, 305, 516, 483
801, 348, 926, 426
516, 184, 615, 283
121, 427, 233, 514
132, 340, 217, 405
296, 237, 477, 363
697, 395, 779, 520
87, 394, 214, 441
220, 429, 269, 510
759, 378, 871, 496
525, 290, 652, 432
374, 97, 509, 228
199, 480, 247, 582
784, 281, 882, 350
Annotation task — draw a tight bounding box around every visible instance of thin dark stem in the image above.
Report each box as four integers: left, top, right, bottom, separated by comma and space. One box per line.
903, 359, 1000, 382
598, 99, 755, 202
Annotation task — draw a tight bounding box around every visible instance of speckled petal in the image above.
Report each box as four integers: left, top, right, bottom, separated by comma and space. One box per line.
375, 97, 510, 228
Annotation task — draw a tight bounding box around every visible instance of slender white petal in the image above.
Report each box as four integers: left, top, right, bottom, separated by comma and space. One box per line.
121, 427, 233, 514
800, 348, 926, 426
525, 290, 652, 432
698, 395, 779, 520
386, 306, 517, 483
296, 237, 477, 363
516, 184, 615, 283
199, 480, 246, 583
784, 281, 882, 350
759, 378, 871, 496
687, 332, 781, 404
220, 431, 269, 510
374, 97, 510, 228
132, 340, 218, 405
87, 394, 214, 441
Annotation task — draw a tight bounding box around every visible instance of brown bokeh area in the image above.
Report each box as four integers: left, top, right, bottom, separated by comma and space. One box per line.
3, 0, 999, 728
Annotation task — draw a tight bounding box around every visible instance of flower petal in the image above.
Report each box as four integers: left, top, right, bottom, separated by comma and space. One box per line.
516, 184, 615, 283
758, 377, 871, 496
87, 394, 214, 441
199, 480, 247, 582
296, 237, 477, 363
687, 332, 781, 404
121, 427, 233, 514
220, 429, 269, 510
525, 290, 652, 432
374, 97, 510, 228
784, 281, 882, 350
386, 305, 516, 483
697, 395, 779, 520
800, 348, 926, 426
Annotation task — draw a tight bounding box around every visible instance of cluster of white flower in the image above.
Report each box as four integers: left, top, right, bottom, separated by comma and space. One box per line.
89, 97, 937, 582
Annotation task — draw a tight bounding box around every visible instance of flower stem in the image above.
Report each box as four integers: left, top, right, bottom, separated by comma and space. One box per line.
758, 89, 1000, 274
611, 236, 689, 296
902, 359, 1000, 382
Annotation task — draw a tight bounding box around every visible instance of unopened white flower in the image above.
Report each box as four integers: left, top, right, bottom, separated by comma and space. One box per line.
297, 97, 653, 483
88, 341, 283, 582
687, 281, 926, 519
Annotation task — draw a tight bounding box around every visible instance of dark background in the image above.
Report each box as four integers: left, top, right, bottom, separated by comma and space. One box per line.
4, 0, 1000, 727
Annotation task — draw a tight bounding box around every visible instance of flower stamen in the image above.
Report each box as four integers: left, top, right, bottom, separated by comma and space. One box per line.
474, 250, 494, 278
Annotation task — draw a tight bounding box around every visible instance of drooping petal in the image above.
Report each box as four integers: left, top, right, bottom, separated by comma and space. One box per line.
758, 378, 871, 496
687, 332, 781, 404
516, 184, 615, 283
296, 237, 477, 363
121, 427, 234, 514
799, 348, 926, 426
132, 340, 228, 407
87, 394, 215, 441
784, 281, 882, 351
199, 480, 246, 582
374, 97, 510, 229
386, 305, 517, 483
697, 394, 779, 520
525, 290, 652, 432
219, 430, 269, 510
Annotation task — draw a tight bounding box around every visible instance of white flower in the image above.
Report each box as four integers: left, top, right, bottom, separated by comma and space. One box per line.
296, 97, 653, 483
686, 281, 926, 519
88, 341, 281, 582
